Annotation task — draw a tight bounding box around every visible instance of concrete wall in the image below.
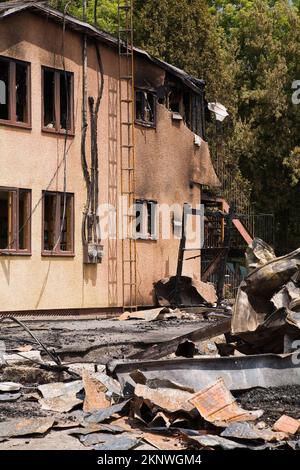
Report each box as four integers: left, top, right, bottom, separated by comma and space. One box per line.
0, 11, 201, 312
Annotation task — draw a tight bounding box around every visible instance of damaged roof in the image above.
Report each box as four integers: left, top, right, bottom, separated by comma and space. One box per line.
0, 0, 205, 94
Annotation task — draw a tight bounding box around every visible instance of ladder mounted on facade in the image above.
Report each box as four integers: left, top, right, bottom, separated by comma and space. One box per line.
118, 0, 137, 311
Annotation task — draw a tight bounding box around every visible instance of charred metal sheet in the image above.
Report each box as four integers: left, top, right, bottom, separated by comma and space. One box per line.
221, 422, 287, 442
0, 417, 55, 438
117, 307, 170, 322
38, 380, 83, 413
82, 371, 110, 413
84, 399, 131, 424
232, 245, 300, 339
0, 382, 22, 392
189, 378, 263, 427
187, 434, 249, 450
80, 431, 137, 447
0, 3, 204, 96
134, 383, 193, 414
0, 392, 21, 401
108, 352, 300, 392
38, 381, 83, 399
94, 435, 139, 450
69, 423, 124, 436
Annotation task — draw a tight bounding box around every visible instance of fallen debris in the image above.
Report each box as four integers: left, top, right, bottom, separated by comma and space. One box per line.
128, 318, 231, 360
0, 393, 21, 402
94, 434, 140, 451
221, 421, 287, 442
188, 378, 263, 427
109, 351, 300, 392
0, 417, 55, 438
38, 381, 83, 413
273, 415, 300, 435
187, 433, 250, 450
134, 383, 194, 414
82, 371, 110, 412
0, 382, 23, 392
154, 275, 217, 306
85, 400, 131, 424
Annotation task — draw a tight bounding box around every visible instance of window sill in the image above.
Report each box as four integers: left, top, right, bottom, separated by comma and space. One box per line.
136, 235, 158, 241
135, 120, 156, 129
0, 251, 32, 256
42, 127, 75, 137
0, 120, 32, 130
42, 251, 75, 257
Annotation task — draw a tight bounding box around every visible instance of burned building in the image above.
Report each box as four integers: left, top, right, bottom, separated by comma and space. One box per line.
0, 1, 246, 315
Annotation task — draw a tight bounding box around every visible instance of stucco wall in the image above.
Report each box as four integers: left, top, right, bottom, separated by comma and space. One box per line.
0, 11, 201, 312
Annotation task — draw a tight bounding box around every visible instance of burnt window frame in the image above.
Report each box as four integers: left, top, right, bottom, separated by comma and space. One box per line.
135, 89, 156, 128
0, 56, 31, 128
135, 199, 158, 240
0, 187, 32, 255
42, 191, 75, 257
41, 66, 74, 135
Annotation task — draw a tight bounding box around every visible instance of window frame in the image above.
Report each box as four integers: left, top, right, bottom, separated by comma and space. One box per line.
135, 199, 158, 241
135, 89, 156, 128
42, 191, 75, 257
0, 55, 31, 129
0, 187, 32, 255
41, 66, 75, 135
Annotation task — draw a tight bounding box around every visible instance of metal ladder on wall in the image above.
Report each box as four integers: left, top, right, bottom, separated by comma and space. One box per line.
118, 0, 137, 311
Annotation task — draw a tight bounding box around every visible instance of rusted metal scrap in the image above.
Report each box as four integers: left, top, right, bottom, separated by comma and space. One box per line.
134, 383, 194, 414
38, 380, 83, 413
109, 351, 300, 392
82, 370, 110, 412
188, 378, 263, 427
0, 417, 55, 438
221, 422, 288, 442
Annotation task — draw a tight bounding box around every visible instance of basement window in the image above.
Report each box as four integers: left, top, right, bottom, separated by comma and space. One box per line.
0, 56, 30, 126
42, 67, 74, 134
135, 200, 157, 240
0, 188, 31, 254
42, 191, 74, 255
135, 90, 156, 127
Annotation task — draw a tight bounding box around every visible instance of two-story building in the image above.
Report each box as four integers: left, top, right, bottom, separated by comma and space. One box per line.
0, 1, 220, 315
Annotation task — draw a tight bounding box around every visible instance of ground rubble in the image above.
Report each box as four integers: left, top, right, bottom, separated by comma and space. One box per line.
1, 239, 300, 450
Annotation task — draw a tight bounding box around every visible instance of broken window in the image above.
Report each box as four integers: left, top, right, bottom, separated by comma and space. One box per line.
135, 200, 157, 240
0, 56, 30, 125
42, 191, 74, 255
0, 188, 31, 253
135, 90, 156, 126
42, 67, 73, 133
